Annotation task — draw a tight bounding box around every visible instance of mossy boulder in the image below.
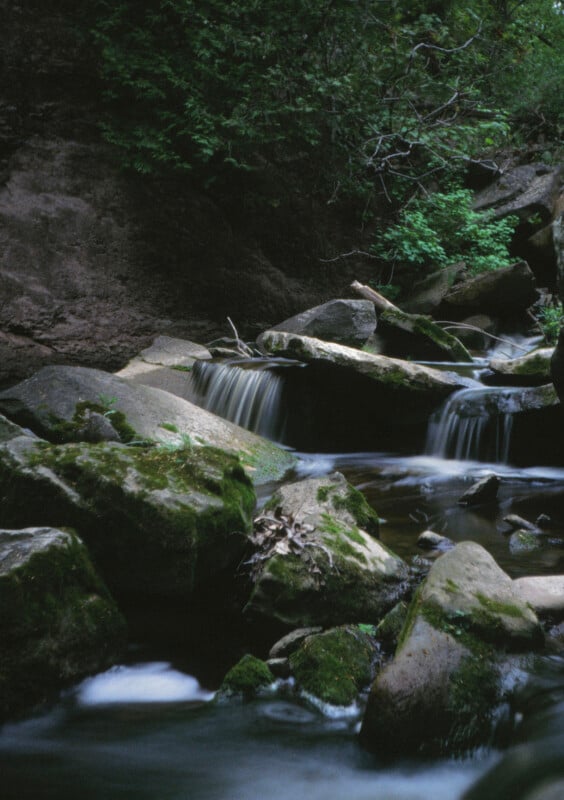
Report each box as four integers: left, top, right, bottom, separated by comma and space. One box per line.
257, 331, 466, 398
218, 654, 275, 698
0, 366, 295, 485
290, 625, 377, 707
243, 473, 409, 631
361, 542, 543, 756
0, 526, 125, 720
0, 434, 255, 599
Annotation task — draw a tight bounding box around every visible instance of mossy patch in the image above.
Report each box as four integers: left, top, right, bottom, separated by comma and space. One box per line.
290, 626, 375, 707
220, 654, 274, 696
48, 400, 139, 445
331, 486, 379, 537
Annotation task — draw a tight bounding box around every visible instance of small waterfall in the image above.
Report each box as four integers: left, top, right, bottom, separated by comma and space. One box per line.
189, 359, 288, 441
425, 387, 522, 463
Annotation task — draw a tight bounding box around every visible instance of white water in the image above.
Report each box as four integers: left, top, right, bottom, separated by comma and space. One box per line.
189, 359, 287, 441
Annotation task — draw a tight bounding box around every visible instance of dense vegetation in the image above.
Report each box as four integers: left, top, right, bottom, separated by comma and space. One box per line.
87, 0, 563, 287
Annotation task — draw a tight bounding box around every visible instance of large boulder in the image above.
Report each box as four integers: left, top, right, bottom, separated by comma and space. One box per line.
0, 526, 125, 720
257, 331, 466, 398
0, 433, 255, 600
361, 542, 542, 755
440, 261, 538, 319
0, 366, 295, 485
373, 306, 472, 362
243, 473, 409, 632
268, 299, 377, 348
401, 264, 466, 315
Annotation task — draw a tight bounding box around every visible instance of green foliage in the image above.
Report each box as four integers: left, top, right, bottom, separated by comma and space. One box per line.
536, 301, 564, 345
373, 188, 517, 276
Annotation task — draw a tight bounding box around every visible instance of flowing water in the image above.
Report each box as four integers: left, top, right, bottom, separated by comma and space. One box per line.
2, 337, 564, 799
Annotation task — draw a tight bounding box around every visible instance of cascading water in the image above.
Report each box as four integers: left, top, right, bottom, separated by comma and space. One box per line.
425, 386, 527, 463
189, 359, 288, 441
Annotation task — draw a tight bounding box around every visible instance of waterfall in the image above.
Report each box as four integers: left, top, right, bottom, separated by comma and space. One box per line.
425, 387, 522, 463
189, 359, 288, 441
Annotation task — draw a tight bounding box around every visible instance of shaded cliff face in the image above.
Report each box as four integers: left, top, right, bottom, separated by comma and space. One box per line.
0, 1, 367, 388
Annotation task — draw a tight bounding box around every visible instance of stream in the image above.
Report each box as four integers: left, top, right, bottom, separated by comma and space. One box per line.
2, 335, 564, 799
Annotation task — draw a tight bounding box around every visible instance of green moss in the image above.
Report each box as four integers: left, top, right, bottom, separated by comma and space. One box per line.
48, 400, 139, 445
220, 654, 274, 695
512, 353, 551, 376
316, 485, 331, 503
331, 486, 379, 537
170, 365, 192, 372
446, 654, 500, 747
159, 422, 179, 433
445, 579, 460, 594
290, 626, 374, 707
474, 592, 526, 619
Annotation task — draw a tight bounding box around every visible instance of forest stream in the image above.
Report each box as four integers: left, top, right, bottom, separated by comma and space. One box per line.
2, 334, 564, 800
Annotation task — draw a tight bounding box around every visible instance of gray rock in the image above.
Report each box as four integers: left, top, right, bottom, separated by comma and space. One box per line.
0, 365, 295, 485
402, 264, 466, 315
117, 336, 212, 396
503, 514, 539, 532
375, 601, 409, 648
268, 299, 377, 348
489, 348, 553, 386
513, 576, 564, 617
509, 530, 543, 554
458, 475, 500, 506
376, 306, 472, 363
0, 526, 125, 720
473, 164, 562, 224
243, 473, 409, 630
269, 627, 323, 659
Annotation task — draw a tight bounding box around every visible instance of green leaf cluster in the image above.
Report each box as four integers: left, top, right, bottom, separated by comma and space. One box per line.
373, 188, 518, 276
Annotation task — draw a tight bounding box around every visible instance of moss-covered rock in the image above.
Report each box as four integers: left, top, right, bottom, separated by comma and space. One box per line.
488, 347, 553, 387
379, 307, 473, 363
361, 542, 543, 756
290, 626, 377, 707
0, 526, 125, 720
0, 434, 255, 599
0, 365, 295, 485
218, 654, 274, 698
243, 473, 409, 631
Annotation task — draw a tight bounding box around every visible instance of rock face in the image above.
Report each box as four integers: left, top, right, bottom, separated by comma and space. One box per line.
243, 473, 409, 631
0, 433, 255, 600
361, 542, 542, 755
374, 306, 472, 363
0, 526, 125, 720
0, 365, 295, 484
268, 299, 377, 348
473, 164, 562, 225
513, 576, 564, 618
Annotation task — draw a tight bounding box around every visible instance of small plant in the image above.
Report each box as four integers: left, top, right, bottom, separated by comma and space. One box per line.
536, 301, 564, 345
373, 188, 518, 277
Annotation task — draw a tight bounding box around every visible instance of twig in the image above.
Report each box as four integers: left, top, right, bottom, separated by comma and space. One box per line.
226, 316, 253, 358
435, 322, 531, 352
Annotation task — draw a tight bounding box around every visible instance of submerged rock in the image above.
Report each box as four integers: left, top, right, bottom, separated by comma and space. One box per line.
267, 299, 377, 348
289, 626, 377, 708
0, 433, 255, 600
458, 475, 500, 506
0, 365, 295, 485
243, 473, 409, 631
0, 526, 125, 720
361, 542, 542, 756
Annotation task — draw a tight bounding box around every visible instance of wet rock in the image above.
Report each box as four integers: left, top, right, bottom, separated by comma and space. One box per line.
0, 526, 125, 720
0, 365, 295, 485
509, 530, 543, 554
458, 475, 500, 506
503, 514, 539, 533
266, 657, 291, 679
488, 348, 554, 387
243, 473, 409, 631
375, 601, 409, 649
267, 299, 377, 348
536, 514, 553, 529
455, 314, 497, 351
440, 261, 538, 319
513, 576, 564, 618
361, 542, 542, 756
417, 530, 455, 551
289, 626, 377, 708
117, 336, 212, 396
0, 434, 255, 600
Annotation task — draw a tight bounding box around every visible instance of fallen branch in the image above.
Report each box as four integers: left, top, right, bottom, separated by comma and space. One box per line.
436, 322, 531, 353
350, 280, 400, 313
227, 316, 254, 358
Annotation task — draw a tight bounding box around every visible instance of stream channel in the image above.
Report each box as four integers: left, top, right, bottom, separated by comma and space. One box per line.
2, 335, 564, 799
